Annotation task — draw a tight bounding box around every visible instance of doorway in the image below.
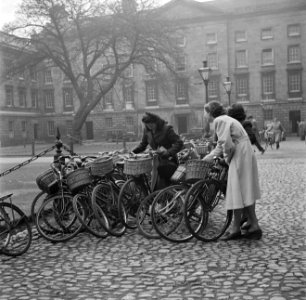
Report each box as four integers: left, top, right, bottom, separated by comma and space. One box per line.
289, 110, 300, 134
85, 121, 94, 140
176, 115, 188, 134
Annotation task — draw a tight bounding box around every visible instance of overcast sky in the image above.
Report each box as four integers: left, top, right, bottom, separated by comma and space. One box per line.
0, 0, 213, 30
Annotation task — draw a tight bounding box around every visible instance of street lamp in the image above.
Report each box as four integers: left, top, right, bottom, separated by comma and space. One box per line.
223, 76, 232, 106
198, 60, 212, 136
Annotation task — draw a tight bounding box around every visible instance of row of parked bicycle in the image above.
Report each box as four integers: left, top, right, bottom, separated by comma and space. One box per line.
30, 139, 230, 245
0, 139, 229, 257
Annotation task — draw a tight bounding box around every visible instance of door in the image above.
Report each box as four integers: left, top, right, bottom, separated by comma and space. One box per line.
85, 121, 94, 140
33, 124, 38, 139
289, 110, 300, 134
177, 115, 188, 134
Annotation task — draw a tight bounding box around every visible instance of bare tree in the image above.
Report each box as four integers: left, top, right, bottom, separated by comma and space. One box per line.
4, 0, 181, 139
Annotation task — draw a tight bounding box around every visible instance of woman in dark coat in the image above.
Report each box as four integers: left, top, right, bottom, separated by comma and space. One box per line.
132, 112, 183, 189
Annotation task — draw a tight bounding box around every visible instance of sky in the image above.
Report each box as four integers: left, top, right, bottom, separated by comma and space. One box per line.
0, 0, 212, 30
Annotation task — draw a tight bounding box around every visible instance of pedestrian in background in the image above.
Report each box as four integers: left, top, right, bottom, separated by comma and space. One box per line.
227, 104, 265, 154
132, 112, 183, 190
203, 101, 262, 240
266, 117, 285, 149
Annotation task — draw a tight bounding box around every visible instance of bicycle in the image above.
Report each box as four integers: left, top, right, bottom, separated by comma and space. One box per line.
263, 131, 275, 150
0, 193, 32, 256
184, 157, 233, 242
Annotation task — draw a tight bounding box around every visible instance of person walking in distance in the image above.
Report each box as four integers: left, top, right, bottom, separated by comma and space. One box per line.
266, 117, 285, 149
203, 101, 262, 240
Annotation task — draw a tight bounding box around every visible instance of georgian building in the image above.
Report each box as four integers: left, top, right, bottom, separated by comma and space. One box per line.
1, 0, 306, 146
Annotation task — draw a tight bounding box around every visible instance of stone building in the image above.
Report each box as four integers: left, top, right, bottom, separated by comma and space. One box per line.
1, 0, 305, 146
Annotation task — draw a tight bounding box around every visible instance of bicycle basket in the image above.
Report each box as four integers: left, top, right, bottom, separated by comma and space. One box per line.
124, 157, 153, 175
170, 164, 186, 182
195, 144, 209, 155
36, 169, 59, 194
89, 156, 113, 177
66, 168, 92, 192
185, 160, 213, 180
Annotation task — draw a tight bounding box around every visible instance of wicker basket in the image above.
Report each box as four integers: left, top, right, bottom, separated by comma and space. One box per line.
195, 144, 209, 155
89, 156, 113, 177
66, 168, 92, 192
185, 160, 213, 180
170, 164, 186, 182
36, 169, 59, 194
124, 157, 153, 175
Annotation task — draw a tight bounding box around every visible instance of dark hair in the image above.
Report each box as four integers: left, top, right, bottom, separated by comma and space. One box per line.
227, 103, 246, 122
142, 112, 166, 130
204, 101, 226, 118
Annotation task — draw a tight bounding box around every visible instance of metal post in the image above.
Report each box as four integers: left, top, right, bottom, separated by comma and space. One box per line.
54, 128, 63, 166
32, 139, 35, 156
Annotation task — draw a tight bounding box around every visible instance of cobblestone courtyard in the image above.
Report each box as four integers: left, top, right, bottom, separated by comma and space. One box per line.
0, 140, 306, 300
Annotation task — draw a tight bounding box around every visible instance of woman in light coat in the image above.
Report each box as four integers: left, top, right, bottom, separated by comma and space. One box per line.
203, 101, 262, 240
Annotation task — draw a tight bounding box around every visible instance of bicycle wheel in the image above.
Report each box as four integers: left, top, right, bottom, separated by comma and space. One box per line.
151, 184, 193, 243
118, 177, 149, 229
73, 193, 109, 238
30, 191, 48, 222
185, 179, 232, 242
92, 182, 126, 237
0, 202, 32, 256
136, 190, 160, 239
35, 194, 83, 243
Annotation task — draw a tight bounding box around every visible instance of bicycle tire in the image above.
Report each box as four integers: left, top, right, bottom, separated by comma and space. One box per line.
151, 184, 193, 243
184, 179, 232, 242
91, 182, 126, 237
118, 177, 149, 229
30, 191, 48, 222
136, 190, 160, 239
35, 194, 83, 243
72, 193, 109, 238
0, 202, 32, 256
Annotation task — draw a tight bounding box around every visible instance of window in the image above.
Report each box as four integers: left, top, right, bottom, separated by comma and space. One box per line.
235, 30, 247, 42
207, 52, 218, 70
47, 121, 55, 136
175, 79, 188, 105
124, 65, 134, 78
235, 50, 248, 68
262, 72, 275, 100
263, 109, 273, 121
145, 81, 158, 106
175, 35, 186, 47
206, 32, 217, 44
8, 121, 14, 138
123, 84, 134, 105
208, 78, 219, 100
5, 86, 14, 107
21, 121, 27, 132
4, 59, 13, 80
288, 45, 301, 63
261, 28, 273, 40
66, 120, 73, 136
18, 88, 26, 107
63, 73, 71, 83
175, 54, 186, 72
44, 69, 53, 84
63, 88, 73, 108
44, 90, 54, 109
126, 116, 134, 126
104, 91, 113, 109
262, 49, 274, 66
30, 66, 38, 81
288, 70, 302, 98
31, 89, 38, 108
236, 75, 249, 101
105, 117, 113, 128
288, 24, 300, 37
18, 68, 25, 80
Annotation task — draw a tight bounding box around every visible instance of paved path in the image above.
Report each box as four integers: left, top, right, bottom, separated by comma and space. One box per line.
0, 141, 306, 300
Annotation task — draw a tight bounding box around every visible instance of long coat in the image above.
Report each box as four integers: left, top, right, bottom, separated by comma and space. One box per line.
205, 115, 261, 210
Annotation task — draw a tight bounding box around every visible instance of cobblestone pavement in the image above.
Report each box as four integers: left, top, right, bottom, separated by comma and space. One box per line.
1, 153, 306, 299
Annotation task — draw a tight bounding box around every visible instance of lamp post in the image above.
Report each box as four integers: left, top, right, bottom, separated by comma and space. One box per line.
198, 60, 212, 135
223, 76, 232, 106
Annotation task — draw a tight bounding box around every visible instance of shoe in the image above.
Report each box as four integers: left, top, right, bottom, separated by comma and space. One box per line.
240, 217, 248, 227
221, 231, 243, 241
241, 223, 251, 230
243, 229, 262, 240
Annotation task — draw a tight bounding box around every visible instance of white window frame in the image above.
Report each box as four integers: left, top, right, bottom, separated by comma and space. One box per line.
207, 52, 218, 70
176, 54, 186, 72
146, 82, 158, 104
47, 121, 55, 136
5, 86, 14, 107
18, 88, 26, 107
288, 72, 301, 93
235, 30, 247, 43
206, 32, 217, 45
262, 49, 274, 66
105, 117, 113, 128
45, 90, 54, 109
262, 72, 275, 100
288, 24, 301, 37
208, 79, 219, 99
236, 50, 248, 68
8, 120, 14, 138
261, 28, 273, 40
236, 76, 249, 101
63, 88, 73, 107
44, 69, 53, 84
288, 45, 301, 63
31, 89, 38, 108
